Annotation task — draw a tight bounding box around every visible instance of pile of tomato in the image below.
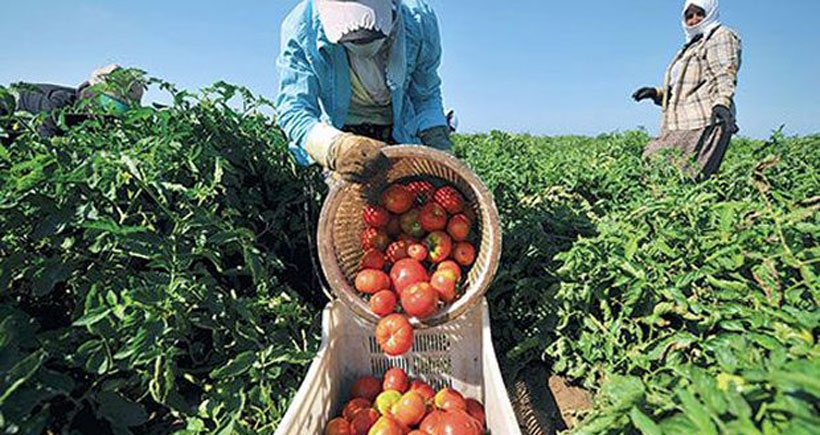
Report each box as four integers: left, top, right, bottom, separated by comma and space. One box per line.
325, 367, 485, 435
354, 180, 478, 356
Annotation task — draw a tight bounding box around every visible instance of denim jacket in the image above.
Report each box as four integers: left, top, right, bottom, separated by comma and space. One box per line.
275, 0, 448, 165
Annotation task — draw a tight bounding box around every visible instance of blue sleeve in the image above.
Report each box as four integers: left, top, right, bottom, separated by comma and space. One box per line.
407, 6, 448, 133
275, 18, 321, 164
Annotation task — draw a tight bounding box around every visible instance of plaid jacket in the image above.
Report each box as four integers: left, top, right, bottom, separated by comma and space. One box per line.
656, 26, 742, 132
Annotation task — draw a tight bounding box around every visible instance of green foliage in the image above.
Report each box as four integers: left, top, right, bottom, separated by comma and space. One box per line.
2, 75, 817, 435
0, 80, 325, 433
455, 130, 819, 434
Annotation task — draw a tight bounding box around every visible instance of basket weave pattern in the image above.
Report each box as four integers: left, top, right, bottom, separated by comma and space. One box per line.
318, 146, 502, 328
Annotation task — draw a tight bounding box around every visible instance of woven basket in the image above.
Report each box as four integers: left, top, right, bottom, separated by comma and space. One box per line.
317, 145, 502, 328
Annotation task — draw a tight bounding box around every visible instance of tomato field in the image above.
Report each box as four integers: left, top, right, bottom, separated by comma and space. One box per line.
1, 81, 818, 434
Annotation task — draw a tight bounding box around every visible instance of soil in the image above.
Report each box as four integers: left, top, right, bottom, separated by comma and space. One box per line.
508, 363, 594, 435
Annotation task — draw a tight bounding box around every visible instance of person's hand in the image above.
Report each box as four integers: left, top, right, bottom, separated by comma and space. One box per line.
419, 126, 453, 152
632, 87, 661, 105
711, 105, 737, 133
329, 133, 389, 183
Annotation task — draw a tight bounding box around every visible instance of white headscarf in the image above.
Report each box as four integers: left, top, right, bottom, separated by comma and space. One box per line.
682, 0, 721, 42
316, 0, 396, 44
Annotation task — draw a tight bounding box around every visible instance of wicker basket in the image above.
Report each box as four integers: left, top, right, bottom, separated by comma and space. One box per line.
317, 145, 502, 328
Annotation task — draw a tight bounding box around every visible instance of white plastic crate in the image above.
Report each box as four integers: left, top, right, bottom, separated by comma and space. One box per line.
274, 297, 521, 435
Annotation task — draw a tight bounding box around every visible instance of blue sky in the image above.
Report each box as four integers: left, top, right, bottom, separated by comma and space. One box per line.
1, 0, 818, 139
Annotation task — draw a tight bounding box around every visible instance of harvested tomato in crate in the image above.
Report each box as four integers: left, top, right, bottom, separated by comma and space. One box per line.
272, 299, 521, 435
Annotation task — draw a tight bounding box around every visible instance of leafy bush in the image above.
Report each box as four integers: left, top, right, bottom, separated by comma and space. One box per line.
0, 81, 325, 434
455, 130, 819, 434
2, 74, 817, 435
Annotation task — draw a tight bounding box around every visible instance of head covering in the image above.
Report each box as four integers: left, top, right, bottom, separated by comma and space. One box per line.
86, 64, 145, 104
316, 0, 397, 44
682, 0, 721, 42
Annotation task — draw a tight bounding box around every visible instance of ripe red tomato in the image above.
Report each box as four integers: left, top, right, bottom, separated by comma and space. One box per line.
386, 240, 410, 264
391, 391, 427, 427
401, 282, 440, 319
389, 259, 428, 295
452, 242, 476, 266
386, 216, 402, 238
408, 431, 430, 435
419, 202, 448, 232
360, 249, 386, 270
433, 186, 465, 214
425, 231, 453, 264
376, 314, 414, 356
434, 388, 466, 412
383, 367, 410, 393
419, 410, 446, 433
370, 290, 398, 317
407, 244, 428, 262
436, 260, 462, 282
409, 380, 435, 404
350, 376, 382, 402
397, 233, 419, 244
399, 209, 425, 239
342, 398, 372, 421
465, 398, 486, 429
446, 214, 471, 242
326, 417, 353, 435
355, 269, 391, 294
424, 409, 482, 435
363, 204, 391, 228
404, 180, 436, 204
430, 270, 457, 304
349, 408, 379, 435
362, 228, 390, 251
382, 185, 414, 215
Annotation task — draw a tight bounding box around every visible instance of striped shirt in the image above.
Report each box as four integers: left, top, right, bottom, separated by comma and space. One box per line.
656, 26, 742, 132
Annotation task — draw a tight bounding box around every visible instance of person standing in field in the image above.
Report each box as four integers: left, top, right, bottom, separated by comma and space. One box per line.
0, 64, 145, 142
632, 0, 742, 179
275, 0, 453, 183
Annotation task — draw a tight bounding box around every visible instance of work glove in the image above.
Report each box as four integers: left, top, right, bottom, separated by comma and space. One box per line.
711, 105, 737, 133
328, 133, 390, 184
419, 125, 453, 152
632, 87, 662, 106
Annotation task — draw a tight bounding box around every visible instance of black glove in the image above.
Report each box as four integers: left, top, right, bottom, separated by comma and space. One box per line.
418, 125, 453, 152
711, 105, 737, 133
632, 87, 661, 105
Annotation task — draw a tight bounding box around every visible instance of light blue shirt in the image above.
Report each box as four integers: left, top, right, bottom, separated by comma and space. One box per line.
275, 0, 448, 165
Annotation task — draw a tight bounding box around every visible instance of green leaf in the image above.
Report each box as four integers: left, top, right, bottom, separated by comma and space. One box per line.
0, 350, 47, 403
72, 307, 113, 328
677, 388, 718, 435
96, 390, 149, 428
210, 351, 256, 380
630, 407, 662, 435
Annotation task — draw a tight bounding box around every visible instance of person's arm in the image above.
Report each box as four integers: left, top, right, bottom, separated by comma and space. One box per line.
275, 21, 341, 166
407, 5, 451, 150
14, 84, 78, 138
706, 30, 741, 110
